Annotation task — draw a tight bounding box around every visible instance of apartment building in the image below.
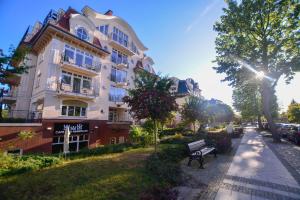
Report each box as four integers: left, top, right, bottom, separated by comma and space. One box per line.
2, 6, 155, 153
170, 77, 202, 125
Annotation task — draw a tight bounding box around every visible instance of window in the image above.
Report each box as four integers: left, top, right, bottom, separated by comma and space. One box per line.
76, 27, 89, 41
112, 27, 128, 47
82, 79, 91, 89
84, 53, 93, 67
64, 45, 95, 69
61, 71, 72, 85
75, 49, 84, 67
61, 100, 88, 117
81, 107, 86, 117
110, 137, 116, 145
97, 25, 109, 35
131, 42, 138, 54
109, 86, 126, 102
111, 67, 127, 83
119, 136, 125, 144
35, 73, 41, 88
61, 106, 67, 115
68, 106, 75, 116
111, 49, 128, 65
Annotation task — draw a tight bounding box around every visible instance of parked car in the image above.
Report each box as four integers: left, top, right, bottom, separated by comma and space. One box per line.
279, 124, 294, 138
287, 124, 300, 145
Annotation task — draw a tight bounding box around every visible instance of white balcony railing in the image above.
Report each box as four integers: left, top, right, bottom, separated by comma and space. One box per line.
61, 52, 101, 73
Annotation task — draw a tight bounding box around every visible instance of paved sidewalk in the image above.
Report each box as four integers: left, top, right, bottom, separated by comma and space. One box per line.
215, 128, 300, 200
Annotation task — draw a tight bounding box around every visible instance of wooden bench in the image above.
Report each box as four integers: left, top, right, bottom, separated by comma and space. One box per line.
187, 139, 217, 168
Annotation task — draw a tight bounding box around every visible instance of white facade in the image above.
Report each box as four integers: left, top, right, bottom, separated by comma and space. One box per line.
12, 6, 155, 122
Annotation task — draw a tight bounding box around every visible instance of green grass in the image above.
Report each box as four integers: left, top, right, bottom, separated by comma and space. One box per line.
0, 147, 161, 200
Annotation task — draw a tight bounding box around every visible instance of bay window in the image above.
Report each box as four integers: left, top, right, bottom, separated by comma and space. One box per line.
64, 45, 96, 69
61, 100, 88, 117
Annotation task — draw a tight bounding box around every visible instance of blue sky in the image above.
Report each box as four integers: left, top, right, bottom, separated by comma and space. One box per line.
0, 0, 299, 111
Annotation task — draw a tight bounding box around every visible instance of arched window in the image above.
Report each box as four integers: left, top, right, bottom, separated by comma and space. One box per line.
76, 27, 89, 41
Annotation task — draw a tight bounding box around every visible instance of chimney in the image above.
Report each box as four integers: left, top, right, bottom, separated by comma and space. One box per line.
104, 9, 113, 16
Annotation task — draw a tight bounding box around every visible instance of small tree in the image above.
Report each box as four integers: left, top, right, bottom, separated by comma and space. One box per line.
287, 101, 300, 123
124, 71, 178, 152
181, 96, 207, 133
0, 46, 29, 119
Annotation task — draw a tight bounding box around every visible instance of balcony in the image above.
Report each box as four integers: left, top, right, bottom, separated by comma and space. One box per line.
110, 75, 128, 88
57, 83, 99, 101
1, 89, 18, 104
107, 108, 132, 128
60, 53, 101, 77
108, 33, 135, 56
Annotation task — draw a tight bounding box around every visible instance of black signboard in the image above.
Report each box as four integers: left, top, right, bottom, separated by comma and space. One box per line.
54, 123, 89, 135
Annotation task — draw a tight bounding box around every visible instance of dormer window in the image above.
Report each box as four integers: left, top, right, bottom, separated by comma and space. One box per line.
76, 27, 89, 41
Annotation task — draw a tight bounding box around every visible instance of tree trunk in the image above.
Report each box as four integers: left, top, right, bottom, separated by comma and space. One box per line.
193, 121, 196, 134
154, 120, 158, 153
261, 81, 281, 142
257, 115, 263, 129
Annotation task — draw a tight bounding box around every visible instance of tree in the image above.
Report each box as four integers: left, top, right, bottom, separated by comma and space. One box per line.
0, 46, 29, 119
232, 82, 263, 127
214, 0, 300, 142
123, 71, 178, 152
205, 99, 234, 124
287, 101, 300, 123
181, 96, 207, 133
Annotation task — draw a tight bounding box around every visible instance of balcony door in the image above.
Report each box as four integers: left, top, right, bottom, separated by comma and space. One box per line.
73, 77, 81, 93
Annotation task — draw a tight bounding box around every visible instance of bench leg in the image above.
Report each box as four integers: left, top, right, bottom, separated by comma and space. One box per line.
198, 157, 204, 169
214, 149, 217, 158
187, 157, 192, 166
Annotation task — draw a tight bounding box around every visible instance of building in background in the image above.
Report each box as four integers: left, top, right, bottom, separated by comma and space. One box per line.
0, 6, 155, 154
170, 77, 202, 126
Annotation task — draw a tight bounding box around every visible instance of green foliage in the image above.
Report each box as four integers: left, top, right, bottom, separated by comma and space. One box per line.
287, 101, 300, 123
0, 118, 27, 123
124, 71, 178, 122
145, 145, 186, 185
181, 96, 208, 133
233, 82, 262, 120
18, 130, 35, 141
130, 125, 153, 147
124, 70, 178, 152
213, 0, 300, 141
159, 127, 185, 137
67, 143, 137, 159
0, 154, 61, 176
205, 100, 234, 123
205, 131, 232, 154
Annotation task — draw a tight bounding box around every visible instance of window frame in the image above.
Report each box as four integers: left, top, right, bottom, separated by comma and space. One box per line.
76, 27, 89, 41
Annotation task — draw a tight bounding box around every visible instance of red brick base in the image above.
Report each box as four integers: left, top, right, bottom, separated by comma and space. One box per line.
0, 119, 130, 154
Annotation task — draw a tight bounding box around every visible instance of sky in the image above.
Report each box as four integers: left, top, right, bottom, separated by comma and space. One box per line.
0, 0, 299, 111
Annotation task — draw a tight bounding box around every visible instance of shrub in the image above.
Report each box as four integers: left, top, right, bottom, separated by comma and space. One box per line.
130, 125, 153, 147
140, 186, 178, 200
0, 154, 61, 176
159, 127, 185, 137
68, 143, 136, 159
145, 145, 186, 185
18, 130, 35, 140
205, 130, 232, 153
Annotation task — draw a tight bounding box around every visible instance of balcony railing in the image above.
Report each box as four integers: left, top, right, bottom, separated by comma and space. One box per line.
109, 94, 125, 102
0, 110, 42, 123
110, 74, 127, 83
60, 53, 101, 73
57, 83, 99, 99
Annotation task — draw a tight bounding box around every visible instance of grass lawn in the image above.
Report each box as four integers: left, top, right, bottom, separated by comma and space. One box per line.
0, 147, 160, 200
